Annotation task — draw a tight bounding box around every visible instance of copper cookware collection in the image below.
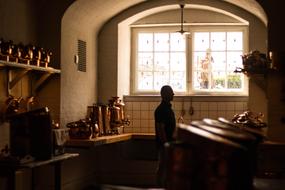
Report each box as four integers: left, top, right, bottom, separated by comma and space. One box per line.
0, 38, 52, 67
67, 96, 130, 139
0, 95, 40, 122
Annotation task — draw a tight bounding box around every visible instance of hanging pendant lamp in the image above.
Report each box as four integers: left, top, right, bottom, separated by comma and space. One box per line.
177, 3, 190, 35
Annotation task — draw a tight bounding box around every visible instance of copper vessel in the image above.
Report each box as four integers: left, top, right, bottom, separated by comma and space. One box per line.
66, 119, 94, 139
87, 104, 104, 136
109, 99, 121, 129
101, 105, 111, 135
108, 97, 130, 134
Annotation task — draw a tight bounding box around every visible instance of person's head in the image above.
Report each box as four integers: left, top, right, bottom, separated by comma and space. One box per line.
160, 85, 174, 102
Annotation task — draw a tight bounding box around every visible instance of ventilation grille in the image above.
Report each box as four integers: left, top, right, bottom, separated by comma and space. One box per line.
77, 39, 86, 72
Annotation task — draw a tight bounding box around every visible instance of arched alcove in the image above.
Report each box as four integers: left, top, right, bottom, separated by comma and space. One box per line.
61, 0, 267, 127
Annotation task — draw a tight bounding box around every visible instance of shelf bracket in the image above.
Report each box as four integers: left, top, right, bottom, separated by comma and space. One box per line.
8, 69, 31, 90
33, 72, 52, 94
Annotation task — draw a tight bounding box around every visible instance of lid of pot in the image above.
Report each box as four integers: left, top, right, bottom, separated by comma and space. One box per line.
191, 120, 256, 142
177, 123, 246, 150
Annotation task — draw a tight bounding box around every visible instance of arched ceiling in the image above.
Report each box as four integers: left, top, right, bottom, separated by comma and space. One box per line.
62, 0, 267, 34
62, 0, 145, 32
224, 0, 267, 25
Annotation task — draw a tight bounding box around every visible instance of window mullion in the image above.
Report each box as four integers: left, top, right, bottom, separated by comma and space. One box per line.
152, 33, 155, 91
209, 32, 212, 90
168, 33, 171, 85
225, 32, 228, 89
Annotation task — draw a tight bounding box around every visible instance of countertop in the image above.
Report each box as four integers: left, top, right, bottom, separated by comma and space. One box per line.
66, 133, 155, 148
78, 178, 285, 190
66, 132, 285, 148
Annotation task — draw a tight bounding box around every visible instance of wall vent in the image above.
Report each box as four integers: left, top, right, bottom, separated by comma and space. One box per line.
77, 39, 86, 72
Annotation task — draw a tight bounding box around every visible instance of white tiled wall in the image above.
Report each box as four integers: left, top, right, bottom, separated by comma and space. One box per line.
123, 96, 248, 134
0, 97, 248, 151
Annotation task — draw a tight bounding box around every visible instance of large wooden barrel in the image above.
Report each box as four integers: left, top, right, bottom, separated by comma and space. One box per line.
165, 123, 255, 190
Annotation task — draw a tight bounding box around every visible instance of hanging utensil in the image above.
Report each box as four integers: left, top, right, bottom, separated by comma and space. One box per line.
178, 99, 185, 123
189, 97, 194, 116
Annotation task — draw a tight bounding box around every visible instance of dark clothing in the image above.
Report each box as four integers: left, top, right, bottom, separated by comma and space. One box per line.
154, 100, 176, 149
154, 100, 176, 187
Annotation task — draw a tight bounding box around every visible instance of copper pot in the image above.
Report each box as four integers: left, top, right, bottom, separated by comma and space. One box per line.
101, 105, 111, 135
88, 104, 104, 136
66, 120, 93, 139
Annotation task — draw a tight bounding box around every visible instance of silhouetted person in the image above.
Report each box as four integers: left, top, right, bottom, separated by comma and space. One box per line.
154, 85, 176, 187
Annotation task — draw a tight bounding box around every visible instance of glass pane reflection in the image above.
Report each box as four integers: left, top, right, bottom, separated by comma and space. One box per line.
194, 32, 209, 51
154, 33, 169, 51
154, 53, 169, 71
154, 71, 169, 90
227, 51, 243, 71
138, 71, 153, 90
138, 33, 153, 51
227, 32, 243, 50
170, 52, 186, 71
170, 33, 185, 51
138, 53, 153, 71
211, 32, 226, 50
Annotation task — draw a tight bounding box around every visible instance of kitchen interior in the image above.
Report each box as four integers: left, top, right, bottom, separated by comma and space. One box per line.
0, 0, 285, 189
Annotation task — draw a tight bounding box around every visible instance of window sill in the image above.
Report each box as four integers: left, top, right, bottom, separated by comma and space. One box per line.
123, 95, 248, 102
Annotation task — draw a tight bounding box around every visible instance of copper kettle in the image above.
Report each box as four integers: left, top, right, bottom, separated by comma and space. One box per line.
109, 98, 121, 129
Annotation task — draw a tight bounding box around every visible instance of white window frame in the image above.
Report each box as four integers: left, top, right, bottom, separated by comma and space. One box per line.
131, 25, 249, 96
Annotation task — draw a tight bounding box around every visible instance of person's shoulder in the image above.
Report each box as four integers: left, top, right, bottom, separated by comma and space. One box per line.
155, 103, 164, 114
154, 104, 161, 113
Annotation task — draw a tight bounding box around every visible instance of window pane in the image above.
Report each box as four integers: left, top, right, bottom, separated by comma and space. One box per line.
136, 32, 186, 92
154, 33, 169, 51
227, 32, 243, 50
138, 53, 153, 71
170, 33, 185, 51
154, 53, 169, 71
227, 73, 242, 89
193, 30, 244, 93
211, 52, 226, 71
193, 52, 207, 71
170, 71, 186, 92
211, 32, 226, 50
138, 71, 153, 90
193, 70, 209, 89
170, 52, 186, 71
138, 33, 153, 51
194, 50, 213, 72
194, 32, 209, 51
154, 71, 169, 90
135, 29, 245, 94
211, 71, 226, 89
227, 51, 243, 71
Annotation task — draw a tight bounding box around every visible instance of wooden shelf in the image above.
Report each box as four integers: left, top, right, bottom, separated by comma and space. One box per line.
0, 60, 60, 73
0, 60, 60, 94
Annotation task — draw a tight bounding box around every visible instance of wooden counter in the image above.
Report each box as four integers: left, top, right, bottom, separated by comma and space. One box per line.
66, 133, 155, 148
66, 132, 285, 148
